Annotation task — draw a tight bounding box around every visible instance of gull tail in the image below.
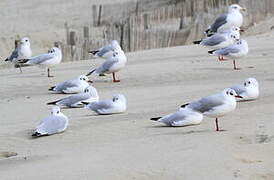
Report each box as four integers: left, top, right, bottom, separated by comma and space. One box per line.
180, 103, 189, 108
86, 69, 96, 76
208, 50, 216, 55
150, 117, 162, 121
48, 86, 56, 91
193, 40, 202, 44
89, 50, 99, 55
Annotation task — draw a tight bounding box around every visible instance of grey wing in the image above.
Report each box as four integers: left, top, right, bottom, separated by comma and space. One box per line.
37, 116, 67, 134
27, 53, 54, 64
188, 94, 225, 113
96, 59, 118, 73
97, 44, 113, 57
88, 100, 112, 111
231, 84, 245, 95
160, 111, 187, 125
210, 14, 228, 32
202, 34, 226, 46
215, 45, 240, 56
55, 80, 78, 92
6, 48, 19, 61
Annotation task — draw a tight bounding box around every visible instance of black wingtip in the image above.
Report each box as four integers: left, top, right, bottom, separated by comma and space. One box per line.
17, 59, 29, 64
4, 58, 9, 62
208, 50, 215, 54
81, 101, 89, 105
150, 117, 161, 121
180, 103, 189, 108
48, 86, 55, 91
32, 132, 42, 137
86, 69, 96, 76
193, 40, 202, 44
89, 50, 99, 55
47, 101, 58, 105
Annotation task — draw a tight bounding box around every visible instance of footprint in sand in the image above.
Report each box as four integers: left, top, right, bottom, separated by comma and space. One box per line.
0, 152, 18, 158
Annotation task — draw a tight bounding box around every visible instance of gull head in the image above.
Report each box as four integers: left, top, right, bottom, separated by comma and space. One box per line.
78, 75, 92, 83
111, 40, 121, 51
244, 78, 259, 87
51, 106, 61, 115
224, 88, 243, 99
229, 4, 245, 13
112, 94, 126, 103
20, 37, 30, 46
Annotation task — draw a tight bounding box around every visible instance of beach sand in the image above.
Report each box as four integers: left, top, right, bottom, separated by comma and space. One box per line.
0, 31, 274, 180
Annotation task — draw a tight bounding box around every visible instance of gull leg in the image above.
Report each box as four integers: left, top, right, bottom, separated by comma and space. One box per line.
215, 118, 219, 131
233, 60, 241, 70
112, 72, 120, 83
19, 65, 22, 73
47, 68, 54, 78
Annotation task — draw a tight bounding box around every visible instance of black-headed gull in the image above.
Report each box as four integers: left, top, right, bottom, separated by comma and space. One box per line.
32, 106, 69, 137
4, 37, 32, 72
19, 47, 62, 77
231, 78, 259, 101
47, 86, 99, 108
150, 108, 203, 127
84, 94, 126, 115
181, 88, 242, 131
86, 49, 127, 83
89, 40, 122, 59
49, 75, 92, 94
205, 4, 245, 36
208, 39, 249, 70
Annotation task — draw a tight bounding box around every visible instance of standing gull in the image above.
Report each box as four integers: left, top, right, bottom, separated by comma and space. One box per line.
84, 94, 127, 115
230, 77, 259, 101
150, 108, 203, 127
4, 37, 32, 72
49, 75, 93, 94
86, 49, 127, 83
47, 86, 99, 108
89, 40, 122, 59
205, 4, 245, 36
208, 39, 249, 70
19, 47, 62, 77
180, 88, 242, 131
32, 106, 69, 137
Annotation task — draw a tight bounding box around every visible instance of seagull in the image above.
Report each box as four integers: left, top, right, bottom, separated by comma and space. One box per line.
180, 88, 242, 131
19, 47, 62, 77
205, 4, 245, 36
4, 37, 32, 72
208, 39, 249, 70
32, 106, 69, 137
47, 86, 99, 108
84, 94, 126, 115
230, 78, 259, 101
150, 108, 203, 127
89, 40, 122, 59
49, 75, 93, 94
86, 49, 127, 83
194, 27, 240, 50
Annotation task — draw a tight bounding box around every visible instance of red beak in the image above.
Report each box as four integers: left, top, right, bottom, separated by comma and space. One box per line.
87, 80, 93, 83
240, 29, 245, 32
235, 95, 243, 98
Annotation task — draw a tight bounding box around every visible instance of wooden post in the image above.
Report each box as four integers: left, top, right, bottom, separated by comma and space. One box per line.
120, 23, 124, 50
92, 5, 97, 26
97, 5, 102, 26
179, 16, 184, 30
83, 26, 89, 60
144, 14, 149, 30
127, 18, 131, 52
64, 22, 70, 45
70, 31, 77, 61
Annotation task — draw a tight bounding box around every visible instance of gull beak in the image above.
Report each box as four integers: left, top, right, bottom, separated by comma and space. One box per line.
240, 29, 245, 32
235, 95, 243, 98
241, 7, 246, 11
87, 80, 93, 83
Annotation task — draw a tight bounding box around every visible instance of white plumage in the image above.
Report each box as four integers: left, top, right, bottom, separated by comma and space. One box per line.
231, 78, 259, 101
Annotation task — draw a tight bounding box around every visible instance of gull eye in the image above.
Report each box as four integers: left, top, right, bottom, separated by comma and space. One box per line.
230, 92, 234, 96
248, 81, 251, 84
57, 111, 60, 114
25, 40, 28, 42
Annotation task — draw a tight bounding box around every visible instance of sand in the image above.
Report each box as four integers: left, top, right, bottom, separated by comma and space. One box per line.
0, 30, 274, 179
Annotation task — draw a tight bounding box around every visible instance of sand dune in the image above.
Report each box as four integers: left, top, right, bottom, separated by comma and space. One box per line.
0, 31, 274, 179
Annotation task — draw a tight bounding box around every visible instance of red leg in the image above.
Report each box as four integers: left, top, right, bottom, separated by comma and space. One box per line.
233, 60, 241, 70
215, 118, 219, 131
112, 72, 120, 83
